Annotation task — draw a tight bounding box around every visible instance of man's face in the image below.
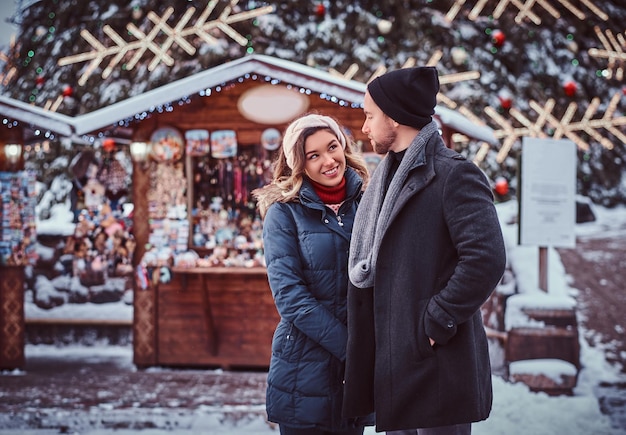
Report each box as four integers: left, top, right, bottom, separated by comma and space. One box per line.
362, 91, 396, 155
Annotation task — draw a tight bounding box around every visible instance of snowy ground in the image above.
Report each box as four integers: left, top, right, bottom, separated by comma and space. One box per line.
0, 338, 622, 435
1, 201, 626, 435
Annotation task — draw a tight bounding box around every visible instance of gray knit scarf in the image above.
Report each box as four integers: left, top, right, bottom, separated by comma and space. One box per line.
348, 120, 438, 288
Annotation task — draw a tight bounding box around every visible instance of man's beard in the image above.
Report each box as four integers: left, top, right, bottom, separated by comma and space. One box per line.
372, 128, 396, 155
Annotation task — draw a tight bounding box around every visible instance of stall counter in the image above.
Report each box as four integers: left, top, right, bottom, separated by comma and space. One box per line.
145, 267, 278, 369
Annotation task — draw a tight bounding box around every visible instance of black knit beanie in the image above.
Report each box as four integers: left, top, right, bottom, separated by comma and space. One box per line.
367, 66, 439, 129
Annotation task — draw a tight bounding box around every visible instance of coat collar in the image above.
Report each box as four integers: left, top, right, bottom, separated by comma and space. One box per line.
389, 131, 445, 220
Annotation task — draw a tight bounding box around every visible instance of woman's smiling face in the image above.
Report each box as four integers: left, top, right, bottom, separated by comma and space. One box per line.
303, 128, 346, 187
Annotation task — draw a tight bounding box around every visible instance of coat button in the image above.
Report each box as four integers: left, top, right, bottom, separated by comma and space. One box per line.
324, 219, 329, 224
447, 321, 454, 328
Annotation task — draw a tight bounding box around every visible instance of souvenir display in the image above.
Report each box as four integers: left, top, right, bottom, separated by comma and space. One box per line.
261, 128, 281, 151
0, 171, 37, 266
82, 178, 106, 211
149, 219, 189, 254
185, 129, 210, 156
98, 151, 130, 204
136, 125, 271, 269
210, 130, 238, 158
147, 161, 187, 220
150, 126, 184, 162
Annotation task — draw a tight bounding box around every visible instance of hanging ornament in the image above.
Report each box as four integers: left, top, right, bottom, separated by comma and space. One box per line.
131, 6, 143, 21
102, 138, 116, 153
315, 3, 326, 18
377, 19, 392, 35
497, 91, 513, 110
450, 47, 468, 66
35, 26, 47, 37
491, 30, 505, 47
62, 85, 73, 97
494, 177, 509, 196
563, 80, 577, 97
35, 76, 45, 87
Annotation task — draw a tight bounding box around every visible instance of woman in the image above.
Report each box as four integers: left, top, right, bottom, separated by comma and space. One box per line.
253, 113, 371, 435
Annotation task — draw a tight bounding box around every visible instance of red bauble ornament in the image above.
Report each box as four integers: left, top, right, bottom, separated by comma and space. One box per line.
563, 80, 577, 97
102, 138, 116, 152
491, 30, 505, 47
62, 85, 73, 97
35, 76, 45, 87
498, 94, 513, 110
494, 177, 509, 196
315, 3, 325, 17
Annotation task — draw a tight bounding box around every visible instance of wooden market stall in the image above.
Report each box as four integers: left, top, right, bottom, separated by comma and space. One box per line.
127, 56, 375, 369
0, 124, 32, 370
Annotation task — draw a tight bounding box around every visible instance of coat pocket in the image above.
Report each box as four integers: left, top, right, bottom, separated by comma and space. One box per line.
273, 321, 295, 359
413, 299, 436, 361
280, 322, 298, 361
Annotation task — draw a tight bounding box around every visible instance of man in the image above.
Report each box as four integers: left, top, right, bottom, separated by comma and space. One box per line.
343, 66, 506, 434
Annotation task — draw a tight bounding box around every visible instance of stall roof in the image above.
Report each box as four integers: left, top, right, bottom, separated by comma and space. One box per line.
0, 94, 75, 137
0, 54, 498, 144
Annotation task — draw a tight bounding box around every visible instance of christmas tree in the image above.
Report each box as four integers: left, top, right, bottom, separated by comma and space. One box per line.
1, 0, 625, 206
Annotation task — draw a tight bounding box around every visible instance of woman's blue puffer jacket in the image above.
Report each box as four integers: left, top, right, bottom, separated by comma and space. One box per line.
262, 169, 366, 431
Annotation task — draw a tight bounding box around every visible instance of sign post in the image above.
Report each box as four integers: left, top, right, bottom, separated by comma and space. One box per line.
519, 137, 577, 292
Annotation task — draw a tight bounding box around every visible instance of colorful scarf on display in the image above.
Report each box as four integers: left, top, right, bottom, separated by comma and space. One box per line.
348, 120, 437, 289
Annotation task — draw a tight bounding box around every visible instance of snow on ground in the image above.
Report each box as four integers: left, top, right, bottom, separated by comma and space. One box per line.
2, 337, 619, 435
2, 201, 625, 434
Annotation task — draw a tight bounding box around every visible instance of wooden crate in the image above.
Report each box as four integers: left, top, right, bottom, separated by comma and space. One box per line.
156, 267, 278, 369
506, 326, 580, 368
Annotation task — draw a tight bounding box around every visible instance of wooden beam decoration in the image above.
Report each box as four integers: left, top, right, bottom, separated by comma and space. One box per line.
474, 92, 626, 164
328, 50, 481, 98
43, 96, 64, 112
588, 26, 626, 82
0, 36, 18, 87
58, 1, 274, 86
445, 0, 608, 24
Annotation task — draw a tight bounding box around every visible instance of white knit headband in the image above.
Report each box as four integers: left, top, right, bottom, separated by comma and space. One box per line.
282, 114, 347, 169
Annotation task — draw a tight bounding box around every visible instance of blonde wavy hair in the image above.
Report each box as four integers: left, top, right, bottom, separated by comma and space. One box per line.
252, 114, 370, 218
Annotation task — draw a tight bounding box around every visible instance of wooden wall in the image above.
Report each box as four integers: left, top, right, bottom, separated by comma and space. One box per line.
133, 79, 370, 151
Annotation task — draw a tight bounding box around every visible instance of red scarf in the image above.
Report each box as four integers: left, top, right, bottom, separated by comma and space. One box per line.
310, 177, 346, 204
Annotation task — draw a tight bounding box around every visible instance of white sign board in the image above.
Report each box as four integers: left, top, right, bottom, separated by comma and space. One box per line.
519, 137, 577, 248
